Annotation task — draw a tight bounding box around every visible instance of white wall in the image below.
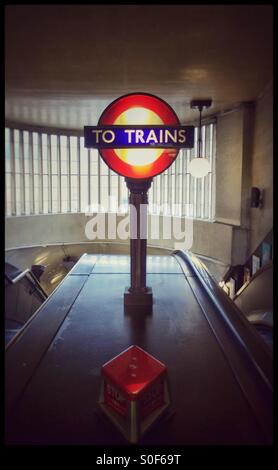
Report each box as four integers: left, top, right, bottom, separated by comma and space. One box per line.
214, 93, 272, 264
249, 83, 273, 254
214, 105, 254, 264
215, 108, 244, 226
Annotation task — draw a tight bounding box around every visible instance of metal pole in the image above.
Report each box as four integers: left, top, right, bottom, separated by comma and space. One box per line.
129, 190, 148, 291
124, 177, 153, 314
198, 106, 202, 158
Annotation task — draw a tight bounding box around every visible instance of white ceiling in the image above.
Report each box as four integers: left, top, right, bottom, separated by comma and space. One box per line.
5, 5, 273, 131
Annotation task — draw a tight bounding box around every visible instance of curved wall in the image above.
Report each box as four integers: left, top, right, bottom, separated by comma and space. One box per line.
5, 212, 233, 264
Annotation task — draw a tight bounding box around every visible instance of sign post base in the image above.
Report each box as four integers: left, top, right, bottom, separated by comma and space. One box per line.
124, 286, 153, 315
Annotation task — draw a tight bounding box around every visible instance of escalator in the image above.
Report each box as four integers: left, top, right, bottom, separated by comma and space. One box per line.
5, 252, 273, 445
233, 262, 273, 350
5, 262, 48, 346
218, 228, 273, 352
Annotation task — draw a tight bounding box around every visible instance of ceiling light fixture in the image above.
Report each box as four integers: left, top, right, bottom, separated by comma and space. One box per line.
188, 99, 212, 178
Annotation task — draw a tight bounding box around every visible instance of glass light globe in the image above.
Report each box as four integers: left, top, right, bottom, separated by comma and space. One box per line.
188, 157, 210, 178
114, 107, 163, 166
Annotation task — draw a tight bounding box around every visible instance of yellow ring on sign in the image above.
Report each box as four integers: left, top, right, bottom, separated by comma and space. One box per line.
114, 107, 164, 167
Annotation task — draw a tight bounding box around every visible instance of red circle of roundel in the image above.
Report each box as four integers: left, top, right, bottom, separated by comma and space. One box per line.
98, 93, 180, 179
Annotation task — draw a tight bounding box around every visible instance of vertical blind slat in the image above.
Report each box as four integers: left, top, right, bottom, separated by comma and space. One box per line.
29, 131, 35, 215
77, 137, 81, 213
67, 136, 71, 213
19, 130, 25, 215
10, 129, 16, 215
38, 133, 43, 213
47, 134, 52, 213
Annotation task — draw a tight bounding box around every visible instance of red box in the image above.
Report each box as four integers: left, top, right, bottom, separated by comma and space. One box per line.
98, 345, 171, 443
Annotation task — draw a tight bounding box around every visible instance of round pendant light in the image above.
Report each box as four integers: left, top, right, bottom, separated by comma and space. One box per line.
189, 99, 212, 178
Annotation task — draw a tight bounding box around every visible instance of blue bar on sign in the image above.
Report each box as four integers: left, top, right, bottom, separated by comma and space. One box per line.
84, 125, 194, 149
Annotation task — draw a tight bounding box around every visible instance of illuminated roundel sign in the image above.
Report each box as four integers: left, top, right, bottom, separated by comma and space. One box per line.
84, 93, 194, 179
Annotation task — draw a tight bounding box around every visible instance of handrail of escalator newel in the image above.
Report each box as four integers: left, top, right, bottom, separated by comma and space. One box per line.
9, 268, 30, 284
28, 271, 48, 300
233, 261, 272, 301
172, 250, 273, 391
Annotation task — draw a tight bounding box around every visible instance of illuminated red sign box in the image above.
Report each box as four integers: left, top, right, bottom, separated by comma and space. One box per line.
84, 93, 194, 179
98, 345, 171, 443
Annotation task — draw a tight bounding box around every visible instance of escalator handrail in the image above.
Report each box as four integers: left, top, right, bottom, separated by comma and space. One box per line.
27, 270, 48, 300
6, 267, 48, 301
6, 268, 30, 284
233, 261, 272, 301
173, 250, 273, 390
